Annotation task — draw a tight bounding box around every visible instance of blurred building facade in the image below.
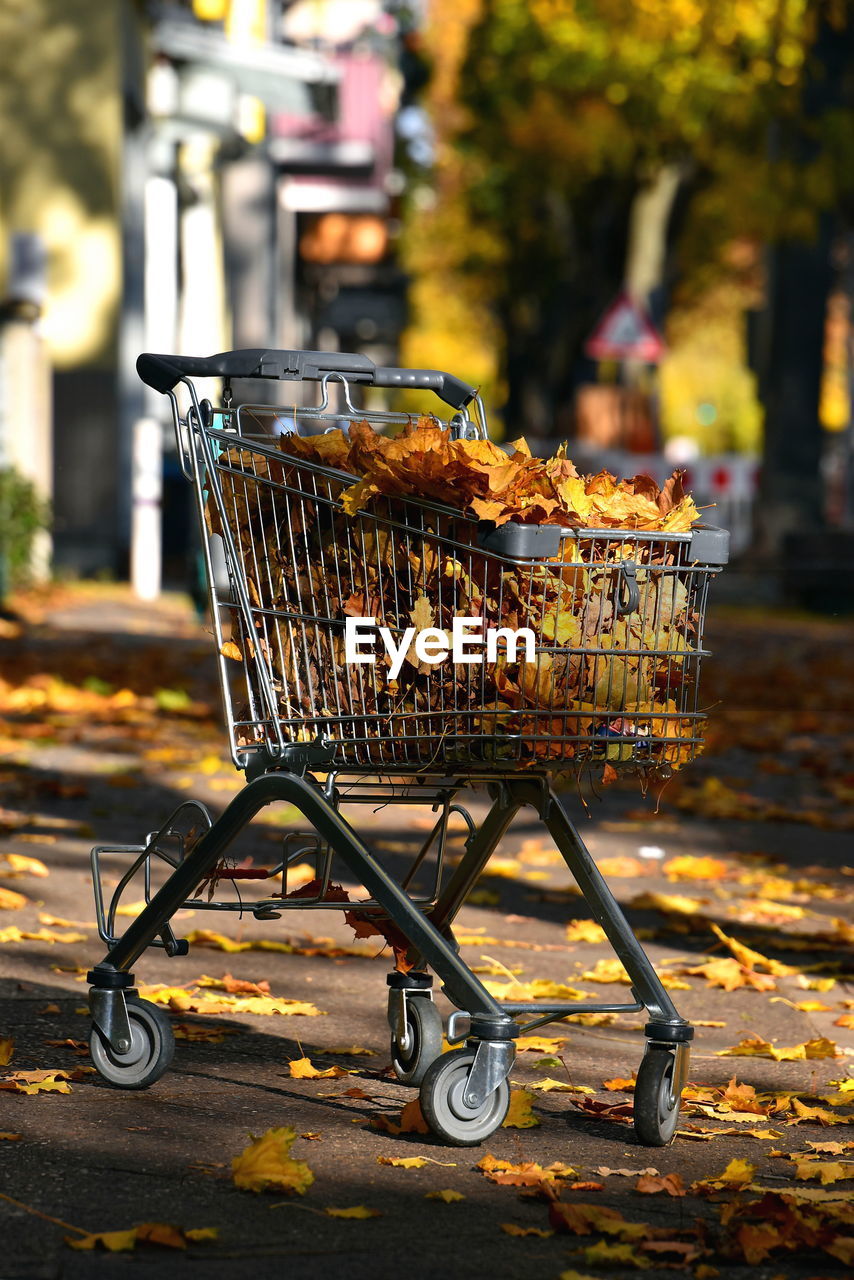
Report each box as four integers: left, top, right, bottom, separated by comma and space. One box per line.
0, 0, 408, 587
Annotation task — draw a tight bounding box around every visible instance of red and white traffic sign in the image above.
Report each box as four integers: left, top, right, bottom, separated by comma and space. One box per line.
585, 291, 666, 363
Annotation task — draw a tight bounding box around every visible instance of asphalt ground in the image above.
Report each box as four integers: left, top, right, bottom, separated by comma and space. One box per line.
0, 587, 851, 1280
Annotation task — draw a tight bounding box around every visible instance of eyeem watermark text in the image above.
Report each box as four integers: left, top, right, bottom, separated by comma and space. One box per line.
344, 616, 536, 679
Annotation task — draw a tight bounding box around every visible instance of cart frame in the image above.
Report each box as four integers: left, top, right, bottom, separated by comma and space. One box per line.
86, 347, 728, 1147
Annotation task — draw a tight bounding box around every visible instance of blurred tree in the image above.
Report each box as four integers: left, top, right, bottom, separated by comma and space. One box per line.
405, 0, 853, 523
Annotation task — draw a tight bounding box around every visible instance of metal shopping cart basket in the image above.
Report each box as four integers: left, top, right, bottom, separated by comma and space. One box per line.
86, 347, 729, 1147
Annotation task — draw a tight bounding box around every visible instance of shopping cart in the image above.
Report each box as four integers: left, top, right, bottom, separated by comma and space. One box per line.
86, 348, 729, 1147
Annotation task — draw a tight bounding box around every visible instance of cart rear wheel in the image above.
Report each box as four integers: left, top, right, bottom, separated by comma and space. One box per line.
420, 1048, 510, 1146
633, 1048, 680, 1146
89, 997, 174, 1090
390, 996, 443, 1087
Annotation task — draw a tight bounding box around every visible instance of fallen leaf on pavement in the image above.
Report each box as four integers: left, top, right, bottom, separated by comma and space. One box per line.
528, 1077, 594, 1094
376, 1156, 456, 1169
288, 1057, 351, 1080
0, 887, 28, 910
503, 1089, 540, 1128
0, 927, 88, 945
548, 1201, 648, 1240
516, 1035, 566, 1052
569, 1096, 634, 1124
0, 1069, 79, 1095
692, 1158, 757, 1192
231, 1127, 314, 1194
370, 1099, 430, 1136
67, 1223, 217, 1252
580, 958, 630, 984
662, 855, 729, 881
634, 1173, 685, 1196
0, 853, 49, 877
476, 1154, 575, 1187
324, 1206, 381, 1219
793, 1158, 854, 1184
0, 1038, 13, 1066
172, 1023, 238, 1043
425, 1189, 464, 1202
138, 982, 323, 1018
564, 921, 606, 943
602, 1076, 635, 1092
717, 1034, 839, 1062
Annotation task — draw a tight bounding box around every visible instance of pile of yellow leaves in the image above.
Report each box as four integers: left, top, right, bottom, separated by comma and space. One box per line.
211, 418, 711, 774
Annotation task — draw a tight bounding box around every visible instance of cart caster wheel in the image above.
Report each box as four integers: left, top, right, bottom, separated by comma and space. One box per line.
89, 997, 175, 1090
390, 996, 443, 1087
419, 1048, 510, 1147
633, 1048, 680, 1146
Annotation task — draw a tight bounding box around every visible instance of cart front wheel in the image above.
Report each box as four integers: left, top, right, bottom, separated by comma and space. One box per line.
633, 1047, 680, 1146
420, 1049, 510, 1146
89, 997, 175, 1090
390, 996, 443, 1087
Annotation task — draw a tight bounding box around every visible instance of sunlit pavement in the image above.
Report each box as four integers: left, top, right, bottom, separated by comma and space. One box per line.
1, 586, 851, 1279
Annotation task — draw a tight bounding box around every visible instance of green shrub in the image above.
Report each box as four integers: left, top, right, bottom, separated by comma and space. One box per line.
0, 466, 50, 593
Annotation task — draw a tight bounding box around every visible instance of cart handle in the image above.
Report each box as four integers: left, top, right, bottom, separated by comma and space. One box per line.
136, 348, 477, 411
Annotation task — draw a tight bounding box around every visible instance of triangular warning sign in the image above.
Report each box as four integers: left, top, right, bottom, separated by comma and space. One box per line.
585, 291, 665, 363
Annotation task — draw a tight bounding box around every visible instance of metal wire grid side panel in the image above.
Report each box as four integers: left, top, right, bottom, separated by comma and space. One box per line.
201, 424, 712, 775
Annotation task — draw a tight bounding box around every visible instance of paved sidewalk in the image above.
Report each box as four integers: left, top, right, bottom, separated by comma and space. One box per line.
0, 588, 851, 1279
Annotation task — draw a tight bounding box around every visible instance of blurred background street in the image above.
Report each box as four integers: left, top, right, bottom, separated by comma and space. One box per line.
1, 0, 854, 606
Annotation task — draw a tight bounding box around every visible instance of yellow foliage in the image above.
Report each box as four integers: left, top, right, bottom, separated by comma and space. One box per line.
231, 1127, 314, 1195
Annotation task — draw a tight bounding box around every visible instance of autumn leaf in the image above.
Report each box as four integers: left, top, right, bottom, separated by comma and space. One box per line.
0, 1069, 76, 1095
219, 641, 242, 661
0, 853, 49, 877
369, 1098, 430, 1136
139, 982, 323, 1018
476, 1154, 575, 1186
564, 920, 606, 943
548, 1202, 649, 1240
788, 1098, 850, 1126
0, 1037, 13, 1066
580, 957, 630, 984
529, 1077, 594, 1094
584, 1241, 650, 1268
634, 1172, 685, 1196
425, 1189, 465, 1202
66, 1223, 216, 1252
288, 1057, 351, 1080
516, 1035, 566, 1052
324, 1206, 381, 1219
717, 1034, 840, 1062
708, 922, 795, 977
694, 1158, 757, 1191
172, 1023, 238, 1043
376, 1156, 456, 1169
0, 887, 28, 910
603, 1076, 635, 1092
502, 1089, 540, 1129
662, 855, 730, 881
793, 1158, 854, 1185
231, 1127, 314, 1195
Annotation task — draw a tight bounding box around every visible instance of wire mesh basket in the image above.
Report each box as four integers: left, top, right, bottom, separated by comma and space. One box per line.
198, 402, 726, 777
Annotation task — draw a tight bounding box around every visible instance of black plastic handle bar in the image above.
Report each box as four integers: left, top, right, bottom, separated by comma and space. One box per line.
136, 348, 477, 411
